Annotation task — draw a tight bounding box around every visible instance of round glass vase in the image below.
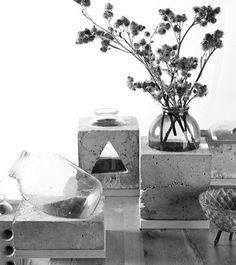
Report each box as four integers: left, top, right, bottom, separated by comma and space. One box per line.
148, 107, 200, 152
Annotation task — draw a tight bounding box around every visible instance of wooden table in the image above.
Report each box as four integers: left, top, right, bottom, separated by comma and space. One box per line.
29, 196, 236, 265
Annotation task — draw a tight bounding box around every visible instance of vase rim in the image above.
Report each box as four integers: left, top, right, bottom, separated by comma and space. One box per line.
162, 106, 189, 112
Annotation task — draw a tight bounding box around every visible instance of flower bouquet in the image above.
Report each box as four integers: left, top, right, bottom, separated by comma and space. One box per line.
73, 0, 223, 151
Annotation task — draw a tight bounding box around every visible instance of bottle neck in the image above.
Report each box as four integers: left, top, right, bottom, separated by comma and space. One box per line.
162, 106, 189, 114
9, 150, 30, 180
91, 108, 126, 127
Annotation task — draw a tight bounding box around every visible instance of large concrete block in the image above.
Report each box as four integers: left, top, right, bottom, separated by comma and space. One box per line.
140, 137, 211, 220
78, 116, 139, 190
13, 198, 105, 257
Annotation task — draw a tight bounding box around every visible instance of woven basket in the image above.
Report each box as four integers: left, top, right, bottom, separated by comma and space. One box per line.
199, 188, 236, 232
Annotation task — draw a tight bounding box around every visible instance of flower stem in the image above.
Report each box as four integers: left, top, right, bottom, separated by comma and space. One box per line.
160, 114, 165, 142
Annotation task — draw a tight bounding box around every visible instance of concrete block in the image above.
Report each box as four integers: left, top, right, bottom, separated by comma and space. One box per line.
140, 137, 211, 220
205, 136, 236, 179
78, 116, 139, 190
13, 198, 105, 253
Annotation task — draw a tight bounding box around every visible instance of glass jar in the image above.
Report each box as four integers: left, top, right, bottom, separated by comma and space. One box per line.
148, 107, 200, 152
90, 108, 126, 127
9, 151, 103, 219
90, 108, 127, 173
0, 194, 13, 215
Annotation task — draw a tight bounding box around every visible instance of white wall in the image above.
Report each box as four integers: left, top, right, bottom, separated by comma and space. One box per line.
0, 0, 235, 198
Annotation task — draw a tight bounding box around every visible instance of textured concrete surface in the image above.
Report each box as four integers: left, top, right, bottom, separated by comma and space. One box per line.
13, 199, 104, 251
202, 130, 236, 179
78, 116, 139, 190
207, 140, 236, 179
140, 137, 211, 220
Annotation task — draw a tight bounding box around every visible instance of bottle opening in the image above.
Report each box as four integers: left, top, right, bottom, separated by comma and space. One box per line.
9, 150, 30, 179
91, 108, 126, 127
162, 106, 189, 113
95, 108, 119, 117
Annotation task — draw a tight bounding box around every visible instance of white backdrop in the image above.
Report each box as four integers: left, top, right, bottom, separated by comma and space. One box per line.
0, 0, 235, 198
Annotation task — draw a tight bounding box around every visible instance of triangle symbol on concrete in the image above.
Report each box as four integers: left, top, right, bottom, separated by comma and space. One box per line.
92, 141, 127, 174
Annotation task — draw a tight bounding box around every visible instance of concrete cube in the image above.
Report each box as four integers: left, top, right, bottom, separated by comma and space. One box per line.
13, 198, 105, 258
204, 132, 236, 179
140, 137, 211, 220
78, 116, 139, 190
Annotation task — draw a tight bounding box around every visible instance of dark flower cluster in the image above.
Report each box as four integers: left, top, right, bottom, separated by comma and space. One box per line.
193, 6, 221, 26
157, 22, 171, 35
159, 8, 175, 21
158, 8, 187, 35
157, 44, 177, 62
76, 28, 95, 44
127, 76, 164, 102
129, 21, 145, 36
103, 3, 113, 20
172, 57, 198, 72
114, 16, 130, 28
133, 39, 155, 62
127, 76, 155, 91
193, 83, 208, 97
76, 25, 115, 53
175, 82, 191, 98
73, 0, 90, 7
202, 30, 223, 51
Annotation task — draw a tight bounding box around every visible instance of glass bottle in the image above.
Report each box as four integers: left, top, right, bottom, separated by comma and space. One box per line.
149, 107, 200, 152
90, 108, 127, 173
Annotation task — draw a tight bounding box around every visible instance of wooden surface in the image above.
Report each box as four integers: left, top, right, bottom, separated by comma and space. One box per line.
36, 196, 236, 265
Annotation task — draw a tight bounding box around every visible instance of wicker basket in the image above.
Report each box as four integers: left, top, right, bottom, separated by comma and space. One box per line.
199, 188, 236, 232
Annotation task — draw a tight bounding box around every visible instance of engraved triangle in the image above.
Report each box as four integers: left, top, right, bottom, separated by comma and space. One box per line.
92, 141, 127, 174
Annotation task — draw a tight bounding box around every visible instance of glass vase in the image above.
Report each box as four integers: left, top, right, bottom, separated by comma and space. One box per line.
148, 107, 200, 152
90, 108, 127, 173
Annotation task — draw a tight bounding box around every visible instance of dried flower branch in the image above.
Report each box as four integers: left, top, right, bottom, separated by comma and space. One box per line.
73, 1, 223, 108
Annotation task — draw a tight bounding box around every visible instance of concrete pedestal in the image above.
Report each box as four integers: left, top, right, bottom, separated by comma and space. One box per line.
13, 199, 105, 259
78, 116, 139, 195
140, 137, 211, 229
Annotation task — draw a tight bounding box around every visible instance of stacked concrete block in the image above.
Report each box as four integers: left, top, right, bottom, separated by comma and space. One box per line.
0, 203, 22, 265
203, 130, 236, 179
78, 116, 139, 191
140, 137, 212, 222
13, 199, 105, 259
